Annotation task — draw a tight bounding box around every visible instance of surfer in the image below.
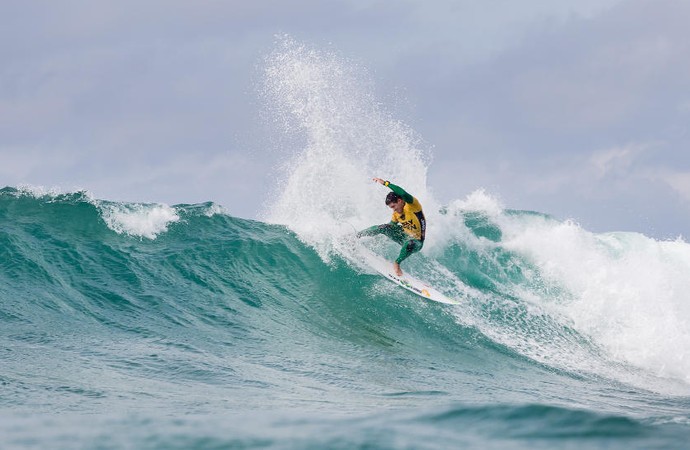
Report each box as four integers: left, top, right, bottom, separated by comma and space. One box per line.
357, 178, 426, 276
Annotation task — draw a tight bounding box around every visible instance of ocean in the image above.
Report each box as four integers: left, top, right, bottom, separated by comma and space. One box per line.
3, 38, 690, 449
1, 186, 689, 449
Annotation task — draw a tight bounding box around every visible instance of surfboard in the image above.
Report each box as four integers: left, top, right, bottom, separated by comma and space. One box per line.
358, 247, 460, 305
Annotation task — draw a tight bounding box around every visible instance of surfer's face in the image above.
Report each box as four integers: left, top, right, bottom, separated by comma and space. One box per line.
388, 198, 405, 214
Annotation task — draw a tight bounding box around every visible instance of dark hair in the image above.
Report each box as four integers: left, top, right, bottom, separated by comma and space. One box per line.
385, 192, 401, 205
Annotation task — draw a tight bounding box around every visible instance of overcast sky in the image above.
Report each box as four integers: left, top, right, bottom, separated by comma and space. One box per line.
2, 0, 690, 238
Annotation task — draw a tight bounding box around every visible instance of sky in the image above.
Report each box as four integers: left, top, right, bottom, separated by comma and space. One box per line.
2, 0, 690, 238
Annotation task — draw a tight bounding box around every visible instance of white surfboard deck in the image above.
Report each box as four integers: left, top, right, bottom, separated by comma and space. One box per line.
357, 247, 460, 305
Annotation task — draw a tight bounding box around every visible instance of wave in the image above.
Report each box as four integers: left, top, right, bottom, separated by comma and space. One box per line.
2, 185, 689, 399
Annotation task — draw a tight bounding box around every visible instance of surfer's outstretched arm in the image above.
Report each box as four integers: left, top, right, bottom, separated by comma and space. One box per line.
372, 178, 414, 204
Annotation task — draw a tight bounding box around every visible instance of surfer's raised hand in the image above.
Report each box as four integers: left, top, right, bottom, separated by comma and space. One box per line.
372, 177, 386, 185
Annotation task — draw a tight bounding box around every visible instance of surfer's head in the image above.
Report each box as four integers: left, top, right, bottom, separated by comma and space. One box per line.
385, 192, 400, 205
385, 192, 405, 213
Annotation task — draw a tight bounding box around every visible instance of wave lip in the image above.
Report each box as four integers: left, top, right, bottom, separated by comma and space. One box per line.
2, 185, 191, 240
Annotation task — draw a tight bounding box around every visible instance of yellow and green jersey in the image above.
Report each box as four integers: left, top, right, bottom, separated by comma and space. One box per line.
384, 181, 426, 241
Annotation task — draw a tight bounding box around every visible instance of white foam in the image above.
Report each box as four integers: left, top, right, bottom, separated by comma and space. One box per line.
15, 183, 94, 201
16, 184, 62, 198
408, 189, 504, 262
428, 191, 690, 394
495, 213, 690, 392
447, 189, 505, 217
204, 203, 227, 217
98, 202, 180, 240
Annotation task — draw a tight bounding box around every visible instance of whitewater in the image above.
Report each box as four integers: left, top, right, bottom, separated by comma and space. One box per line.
2, 39, 690, 449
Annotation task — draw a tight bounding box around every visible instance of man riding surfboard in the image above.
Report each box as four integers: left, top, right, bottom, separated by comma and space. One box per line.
357, 178, 426, 276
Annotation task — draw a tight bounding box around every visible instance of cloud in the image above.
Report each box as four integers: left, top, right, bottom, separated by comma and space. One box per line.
643, 169, 690, 205
660, 172, 690, 201
417, 0, 690, 236
423, 0, 690, 145
588, 142, 655, 178
0, 145, 83, 181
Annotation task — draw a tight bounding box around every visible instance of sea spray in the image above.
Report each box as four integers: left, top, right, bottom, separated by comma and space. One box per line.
261, 36, 436, 258
258, 37, 613, 390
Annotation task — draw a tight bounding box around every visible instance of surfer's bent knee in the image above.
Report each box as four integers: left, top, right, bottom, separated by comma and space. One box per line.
395, 239, 423, 264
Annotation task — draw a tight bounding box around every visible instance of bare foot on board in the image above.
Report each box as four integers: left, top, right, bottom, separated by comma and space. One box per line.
393, 262, 403, 277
